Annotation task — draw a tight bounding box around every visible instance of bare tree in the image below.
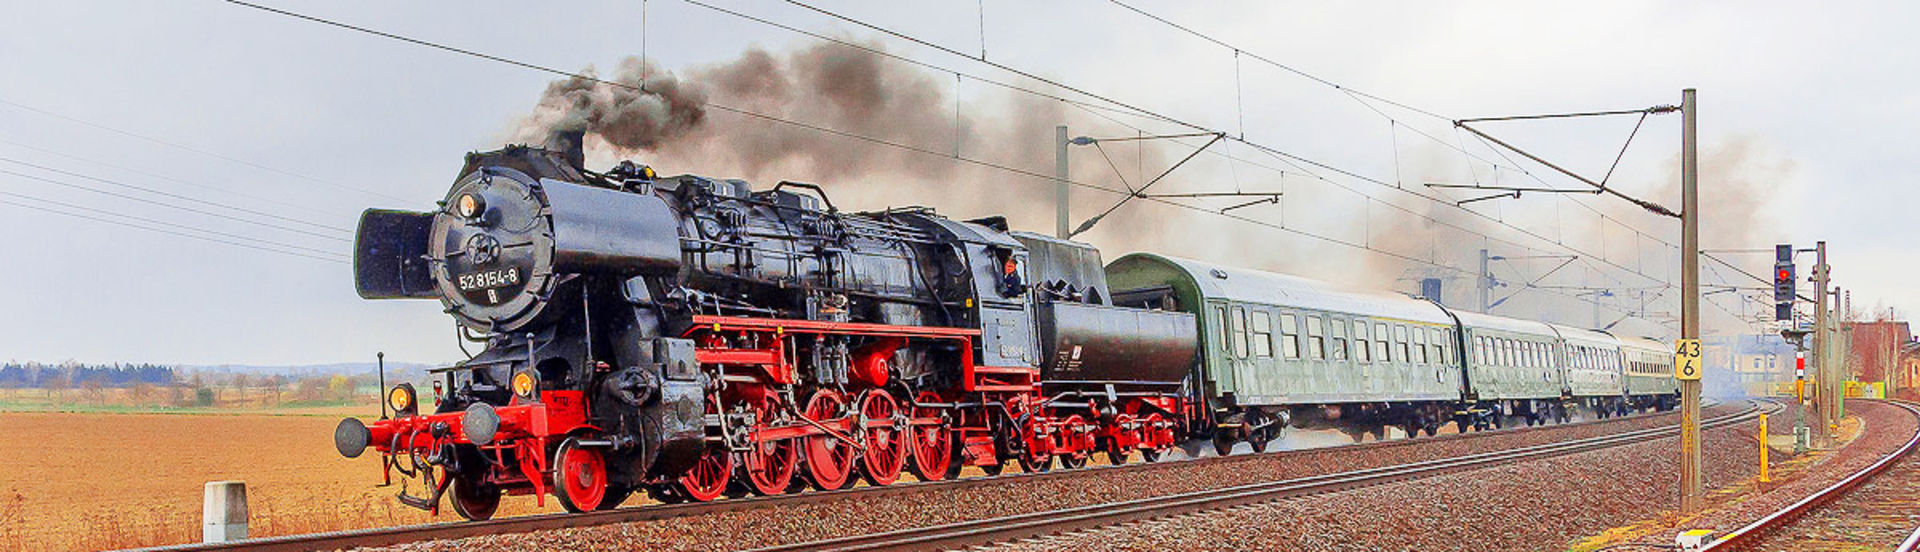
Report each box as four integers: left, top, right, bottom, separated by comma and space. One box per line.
231, 373, 252, 405
42, 374, 67, 404
129, 383, 155, 405
79, 379, 106, 406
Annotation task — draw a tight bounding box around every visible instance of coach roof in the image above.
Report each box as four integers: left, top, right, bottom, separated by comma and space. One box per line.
1108, 253, 1453, 325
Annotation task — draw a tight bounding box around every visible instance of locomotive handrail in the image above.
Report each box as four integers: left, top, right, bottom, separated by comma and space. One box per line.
772, 180, 838, 213
688, 314, 982, 338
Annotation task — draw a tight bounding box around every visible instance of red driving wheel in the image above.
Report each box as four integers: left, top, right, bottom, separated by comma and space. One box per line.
552, 436, 607, 513
803, 390, 855, 491
678, 444, 732, 502
858, 391, 908, 486
742, 396, 797, 496
907, 391, 953, 481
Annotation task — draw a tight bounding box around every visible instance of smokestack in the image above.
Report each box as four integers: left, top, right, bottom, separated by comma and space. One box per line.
548, 129, 586, 170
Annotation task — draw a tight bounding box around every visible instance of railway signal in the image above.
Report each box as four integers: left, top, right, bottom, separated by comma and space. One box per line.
1774, 244, 1795, 321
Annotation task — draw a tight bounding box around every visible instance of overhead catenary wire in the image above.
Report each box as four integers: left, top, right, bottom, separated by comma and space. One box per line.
1093, 1, 1688, 254
677, 0, 1661, 293
224, 0, 1698, 328
0, 136, 339, 218
0, 167, 351, 243
0, 186, 347, 259
215, 0, 1509, 283
0, 155, 351, 235
0, 195, 346, 264
0, 98, 411, 203
777, 0, 1678, 286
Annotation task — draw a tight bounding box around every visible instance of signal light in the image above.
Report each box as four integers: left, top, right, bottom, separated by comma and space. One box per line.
1773, 244, 1795, 321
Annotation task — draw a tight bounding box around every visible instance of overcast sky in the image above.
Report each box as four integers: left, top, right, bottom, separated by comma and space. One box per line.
2, 1, 1913, 365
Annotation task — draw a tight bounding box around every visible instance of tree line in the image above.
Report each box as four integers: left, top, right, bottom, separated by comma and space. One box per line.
0, 362, 175, 388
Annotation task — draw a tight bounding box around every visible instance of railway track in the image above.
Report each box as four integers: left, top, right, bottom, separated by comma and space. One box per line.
127, 404, 1711, 552
749, 401, 1771, 552
1699, 398, 1920, 552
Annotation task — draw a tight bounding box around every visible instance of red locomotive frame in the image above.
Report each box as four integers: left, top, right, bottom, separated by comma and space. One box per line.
358, 313, 1189, 512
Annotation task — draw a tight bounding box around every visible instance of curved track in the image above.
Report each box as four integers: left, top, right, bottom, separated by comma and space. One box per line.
126, 404, 1710, 552
1700, 398, 1920, 552
749, 401, 1770, 552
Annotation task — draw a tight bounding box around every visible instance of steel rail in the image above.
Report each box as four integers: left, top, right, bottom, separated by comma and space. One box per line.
1900, 524, 1920, 552
1700, 398, 1920, 551
125, 403, 1722, 552
751, 402, 1771, 552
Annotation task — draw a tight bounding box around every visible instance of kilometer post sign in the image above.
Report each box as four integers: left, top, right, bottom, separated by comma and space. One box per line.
1674, 338, 1702, 381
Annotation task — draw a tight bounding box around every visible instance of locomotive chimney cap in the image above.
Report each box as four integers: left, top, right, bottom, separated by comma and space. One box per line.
547, 130, 586, 170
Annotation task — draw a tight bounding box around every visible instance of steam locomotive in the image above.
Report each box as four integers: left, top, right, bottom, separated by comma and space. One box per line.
333, 139, 1676, 519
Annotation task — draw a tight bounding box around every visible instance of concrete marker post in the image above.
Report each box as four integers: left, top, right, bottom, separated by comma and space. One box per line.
202, 480, 247, 543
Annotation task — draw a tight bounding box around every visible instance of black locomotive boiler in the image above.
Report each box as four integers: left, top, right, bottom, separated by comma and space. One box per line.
335, 139, 1196, 517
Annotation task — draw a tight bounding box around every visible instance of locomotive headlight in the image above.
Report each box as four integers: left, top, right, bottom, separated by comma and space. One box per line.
455, 193, 486, 219
387, 383, 418, 416
511, 371, 537, 399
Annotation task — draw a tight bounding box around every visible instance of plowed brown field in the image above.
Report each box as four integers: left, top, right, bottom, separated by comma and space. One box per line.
0, 411, 559, 551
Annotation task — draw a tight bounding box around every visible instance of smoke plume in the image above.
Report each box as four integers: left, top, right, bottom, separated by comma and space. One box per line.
506, 43, 1799, 338
510, 42, 1072, 227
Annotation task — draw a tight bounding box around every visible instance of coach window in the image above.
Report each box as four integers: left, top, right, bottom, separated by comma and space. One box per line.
1280, 313, 1300, 359
1331, 319, 1350, 361
1412, 329, 1428, 364
1213, 305, 1228, 356
1440, 329, 1454, 364
1393, 325, 1409, 363
1251, 311, 1273, 358
1474, 336, 1486, 365
1307, 316, 1326, 360
1376, 323, 1392, 362
1353, 322, 1371, 363
1504, 339, 1516, 367
1430, 329, 1445, 364
1230, 307, 1249, 359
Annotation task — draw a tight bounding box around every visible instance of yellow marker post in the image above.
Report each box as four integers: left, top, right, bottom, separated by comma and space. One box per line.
1758, 414, 1770, 483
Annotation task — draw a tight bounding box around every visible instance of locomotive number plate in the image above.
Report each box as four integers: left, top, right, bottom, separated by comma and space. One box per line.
456, 267, 521, 292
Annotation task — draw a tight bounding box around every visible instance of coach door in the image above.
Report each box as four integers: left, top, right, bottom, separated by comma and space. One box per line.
1205, 300, 1238, 400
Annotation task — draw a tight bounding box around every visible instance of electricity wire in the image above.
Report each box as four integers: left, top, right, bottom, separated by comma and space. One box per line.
0, 193, 346, 264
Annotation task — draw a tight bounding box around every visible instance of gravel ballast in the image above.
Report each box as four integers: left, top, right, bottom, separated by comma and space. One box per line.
352, 405, 1742, 551
984, 400, 1917, 552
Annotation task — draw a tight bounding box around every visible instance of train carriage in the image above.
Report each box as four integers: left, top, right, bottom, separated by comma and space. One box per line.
1105, 254, 1461, 450
1455, 311, 1565, 425
1619, 336, 1680, 411
1551, 324, 1630, 417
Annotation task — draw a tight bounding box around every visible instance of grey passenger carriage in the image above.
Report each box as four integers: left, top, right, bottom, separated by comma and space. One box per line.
1103, 252, 1680, 453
